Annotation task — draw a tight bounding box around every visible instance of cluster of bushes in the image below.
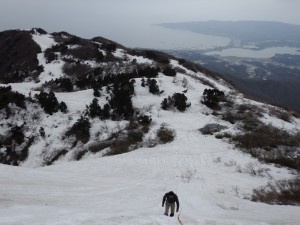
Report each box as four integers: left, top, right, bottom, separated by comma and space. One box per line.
62, 62, 91, 77
268, 107, 293, 123
63, 65, 159, 91
83, 77, 136, 121
43, 78, 73, 92
106, 120, 147, 156
161, 93, 190, 112
44, 48, 58, 63
219, 103, 265, 133
137, 66, 159, 78
142, 50, 171, 64
86, 98, 110, 120
252, 179, 300, 205
67, 45, 104, 62
0, 125, 34, 165
46, 34, 119, 64
74, 115, 152, 158
0, 86, 26, 110
231, 124, 300, 170
100, 43, 117, 52
35, 91, 67, 115
141, 78, 161, 95
232, 124, 300, 151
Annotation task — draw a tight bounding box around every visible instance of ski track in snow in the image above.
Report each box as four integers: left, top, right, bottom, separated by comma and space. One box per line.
0, 33, 300, 225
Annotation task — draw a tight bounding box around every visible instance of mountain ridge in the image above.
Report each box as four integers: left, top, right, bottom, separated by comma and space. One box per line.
0, 28, 299, 168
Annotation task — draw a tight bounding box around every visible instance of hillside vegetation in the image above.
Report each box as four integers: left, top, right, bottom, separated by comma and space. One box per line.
0, 29, 299, 215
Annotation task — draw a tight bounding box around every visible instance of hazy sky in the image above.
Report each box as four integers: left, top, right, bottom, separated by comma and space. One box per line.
1, 0, 300, 48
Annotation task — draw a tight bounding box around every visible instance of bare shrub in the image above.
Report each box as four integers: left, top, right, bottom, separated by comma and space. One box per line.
215, 132, 232, 139
222, 109, 262, 131
240, 113, 264, 131
213, 157, 222, 163
268, 107, 292, 123
180, 168, 197, 183
182, 77, 188, 88
88, 142, 111, 153
44, 149, 68, 165
224, 160, 237, 167
73, 150, 87, 161
237, 104, 264, 117
235, 165, 243, 173
232, 185, 240, 197
260, 147, 300, 171
217, 204, 239, 211
291, 110, 300, 118
199, 123, 227, 135
105, 117, 152, 155
174, 66, 186, 74
221, 111, 242, 124
243, 162, 272, 178
157, 125, 175, 144
252, 179, 300, 205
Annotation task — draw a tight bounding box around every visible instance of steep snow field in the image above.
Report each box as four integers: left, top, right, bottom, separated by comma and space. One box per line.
1, 32, 300, 225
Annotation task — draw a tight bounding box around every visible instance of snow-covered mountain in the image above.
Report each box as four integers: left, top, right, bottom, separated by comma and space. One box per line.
0, 28, 299, 225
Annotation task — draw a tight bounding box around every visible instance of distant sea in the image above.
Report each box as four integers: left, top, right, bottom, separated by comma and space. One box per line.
205, 47, 300, 58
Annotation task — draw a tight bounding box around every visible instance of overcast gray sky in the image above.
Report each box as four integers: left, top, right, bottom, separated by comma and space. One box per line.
1, 0, 300, 48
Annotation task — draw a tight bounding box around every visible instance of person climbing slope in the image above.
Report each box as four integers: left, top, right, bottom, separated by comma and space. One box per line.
162, 191, 180, 217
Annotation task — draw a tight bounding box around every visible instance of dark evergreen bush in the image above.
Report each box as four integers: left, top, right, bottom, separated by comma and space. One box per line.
88, 98, 101, 118
137, 115, 152, 126
173, 93, 188, 112
39, 127, 45, 137
109, 79, 135, 120
44, 48, 57, 63
35, 91, 67, 114
202, 88, 225, 109
141, 78, 146, 87
93, 88, 101, 97
137, 66, 159, 78
46, 78, 74, 92
161, 93, 189, 112
101, 43, 116, 52
163, 67, 177, 77
66, 116, 91, 144
0, 86, 26, 109
56, 78, 73, 92
59, 101, 68, 113
161, 97, 173, 110
148, 79, 160, 95
144, 50, 170, 64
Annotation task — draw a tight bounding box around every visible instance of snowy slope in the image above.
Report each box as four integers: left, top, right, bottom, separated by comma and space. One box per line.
0, 31, 300, 225
0, 135, 299, 225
